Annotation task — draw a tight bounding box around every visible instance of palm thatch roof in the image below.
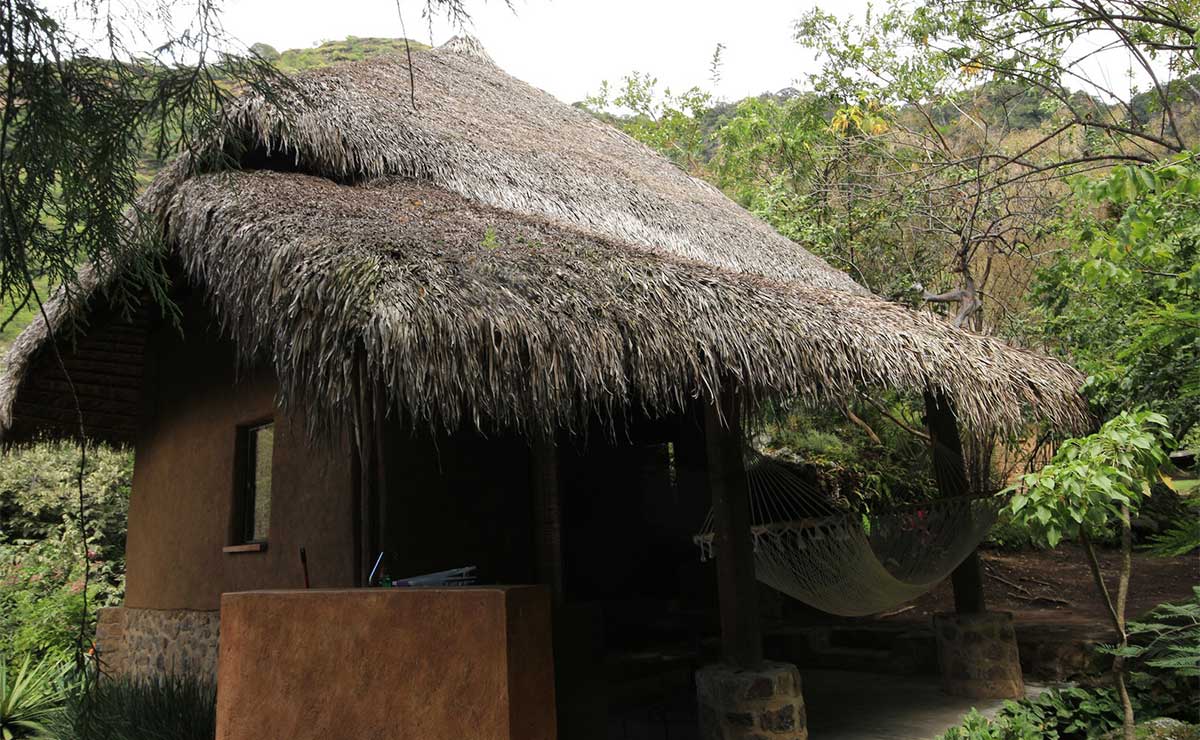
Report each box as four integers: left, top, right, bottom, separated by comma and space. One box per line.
0, 37, 1089, 444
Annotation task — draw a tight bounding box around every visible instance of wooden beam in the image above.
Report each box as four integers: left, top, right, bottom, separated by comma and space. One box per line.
924, 391, 987, 614
531, 438, 564, 605
704, 388, 763, 668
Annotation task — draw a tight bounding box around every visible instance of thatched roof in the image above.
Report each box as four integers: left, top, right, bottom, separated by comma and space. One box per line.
0, 38, 1089, 444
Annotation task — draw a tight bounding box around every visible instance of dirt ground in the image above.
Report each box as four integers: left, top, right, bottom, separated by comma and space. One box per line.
894, 544, 1197, 627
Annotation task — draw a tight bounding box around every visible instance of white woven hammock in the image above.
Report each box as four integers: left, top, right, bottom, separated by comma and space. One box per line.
694, 450, 1001, 617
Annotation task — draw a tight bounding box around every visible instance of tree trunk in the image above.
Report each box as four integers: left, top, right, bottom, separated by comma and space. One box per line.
1115, 505, 1135, 740
1080, 514, 1135, 740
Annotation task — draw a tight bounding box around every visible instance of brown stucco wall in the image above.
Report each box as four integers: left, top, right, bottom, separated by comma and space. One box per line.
214, 587, 556, 740
124, 305, 356, 610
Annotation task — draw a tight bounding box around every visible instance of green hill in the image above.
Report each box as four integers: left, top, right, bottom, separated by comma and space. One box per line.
254, 36, 430, 74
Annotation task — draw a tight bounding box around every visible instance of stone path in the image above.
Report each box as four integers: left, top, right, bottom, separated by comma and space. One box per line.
606, 669, 1044, 739
804, 670, 1045, 740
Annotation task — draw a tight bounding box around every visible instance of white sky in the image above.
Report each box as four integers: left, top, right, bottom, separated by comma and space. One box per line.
221, 0, 868, 104
54, 0, 1153, 106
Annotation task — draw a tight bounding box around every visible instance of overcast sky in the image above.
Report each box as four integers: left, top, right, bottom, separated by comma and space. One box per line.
54, 0, 1148, 107
220, 1, 867, 104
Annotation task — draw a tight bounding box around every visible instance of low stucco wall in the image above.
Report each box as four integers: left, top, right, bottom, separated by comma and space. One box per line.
215, 587, 556, 740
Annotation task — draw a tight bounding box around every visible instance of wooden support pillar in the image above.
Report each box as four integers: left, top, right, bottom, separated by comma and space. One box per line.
372, 390, 389, 580
351, 347, 390, 587
704, 388, 763, 669
924, 391, 987, 614
673, 407, 717, 613
531, 438, 565, 606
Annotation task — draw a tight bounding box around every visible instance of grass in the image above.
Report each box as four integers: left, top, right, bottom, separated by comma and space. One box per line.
53, 674, 216, 740
275, 37, 430, 74
0, 276, 53, 362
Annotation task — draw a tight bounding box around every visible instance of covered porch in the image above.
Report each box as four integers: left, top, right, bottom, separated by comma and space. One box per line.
211, 387, 999, 740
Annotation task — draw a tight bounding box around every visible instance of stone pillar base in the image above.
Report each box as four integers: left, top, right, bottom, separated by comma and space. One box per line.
934, 611, 1024, 699
696, 661, 807, 740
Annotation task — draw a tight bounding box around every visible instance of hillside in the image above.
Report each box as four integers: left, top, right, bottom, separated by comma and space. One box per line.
252, 36, 430, 73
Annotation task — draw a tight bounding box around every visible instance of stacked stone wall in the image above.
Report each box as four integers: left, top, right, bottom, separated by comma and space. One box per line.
93, 607, 220, 683
934, 611, 1024, 699
94, 607, 129, 677
696, 661, 807, 740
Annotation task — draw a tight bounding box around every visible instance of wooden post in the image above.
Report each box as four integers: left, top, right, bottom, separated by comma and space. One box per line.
372, 389, 389, 578
704, 388, 763, 668
531, 438, 564, 605
351, 349, 384, 586
924, 391, 987, 614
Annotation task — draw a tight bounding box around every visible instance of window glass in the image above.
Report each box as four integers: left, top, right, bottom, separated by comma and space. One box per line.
243, 423, 274, 543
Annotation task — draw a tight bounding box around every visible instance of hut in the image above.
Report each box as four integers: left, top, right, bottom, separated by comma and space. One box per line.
0, 37, 1087, 740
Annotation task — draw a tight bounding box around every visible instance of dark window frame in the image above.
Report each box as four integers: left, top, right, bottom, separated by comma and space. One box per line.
230, 418, 274, 547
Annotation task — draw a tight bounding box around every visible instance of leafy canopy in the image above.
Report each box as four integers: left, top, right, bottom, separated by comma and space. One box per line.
1006, 411, 1174, 547
1031, 156, 1200, 442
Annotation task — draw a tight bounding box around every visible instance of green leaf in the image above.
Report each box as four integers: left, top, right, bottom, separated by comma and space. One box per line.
1046, 526, 1061, 547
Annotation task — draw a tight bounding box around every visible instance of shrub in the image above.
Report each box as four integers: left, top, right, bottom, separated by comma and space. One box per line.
937, 705, 1053, 739
1106, 588, 1200, 723
1126, 588, 1200, 680
0, 442, 132, 662
0, 655, 67, 740
937, 621, 1200, 740
53, 674, 217, 740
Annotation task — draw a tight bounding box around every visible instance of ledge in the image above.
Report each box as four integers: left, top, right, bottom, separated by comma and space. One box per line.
223, 542, 267, 554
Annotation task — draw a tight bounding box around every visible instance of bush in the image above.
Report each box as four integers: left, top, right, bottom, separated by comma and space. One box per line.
984, 509, 1036, 550
0, 442, 132, 662
938, 705, 1053, 739
0, 655, 68, 740
938, 591, 1200, 740
757, 399, 940, 508
1107, 588, 1200, 723
53, 674, 217, 740
937, 687, 1126, 739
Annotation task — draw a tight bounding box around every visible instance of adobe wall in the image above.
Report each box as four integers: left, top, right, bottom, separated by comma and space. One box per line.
214, 587, 556, 740
124, 301, 357, 611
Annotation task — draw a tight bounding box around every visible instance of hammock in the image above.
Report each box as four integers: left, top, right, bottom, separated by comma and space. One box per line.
694, 450, 1002, 617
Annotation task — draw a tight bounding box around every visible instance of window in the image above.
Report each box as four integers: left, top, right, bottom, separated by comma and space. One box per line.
234, 421, 274, 545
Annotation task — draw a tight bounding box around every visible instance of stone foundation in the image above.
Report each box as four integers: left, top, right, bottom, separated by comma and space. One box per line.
94, 606, 220, 683
765, 620, 1111, 682
934, 611, 1024, 699
696, 661, 807, 740
94, 607, 129, 677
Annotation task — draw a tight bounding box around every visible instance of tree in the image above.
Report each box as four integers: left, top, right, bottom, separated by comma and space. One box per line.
793, 0, 1199, 333
1006, 410, 1175, 740
584, 73, 714, 176
249, 43, 281, 62
0, 0, 293, 329
1030, 157, 1200, 442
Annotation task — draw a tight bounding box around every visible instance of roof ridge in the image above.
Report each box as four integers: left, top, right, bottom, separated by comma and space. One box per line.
437, 35, 494, 63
